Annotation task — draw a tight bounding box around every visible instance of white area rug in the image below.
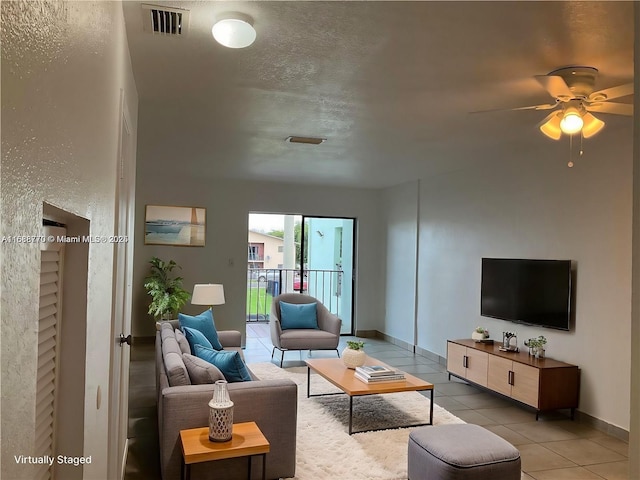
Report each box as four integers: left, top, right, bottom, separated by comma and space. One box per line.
248, 362, 465, 480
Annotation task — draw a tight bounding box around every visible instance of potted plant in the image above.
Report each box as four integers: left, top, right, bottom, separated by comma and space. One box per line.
144, 256, 191, 320
472, 327, 490, 342
524, 336, 547, 358
342, 340, 366, 369
535, 335, 547, 358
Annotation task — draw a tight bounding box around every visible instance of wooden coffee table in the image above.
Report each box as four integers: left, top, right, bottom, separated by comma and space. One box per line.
306, 356, 434, 434
179, 421, 270, 480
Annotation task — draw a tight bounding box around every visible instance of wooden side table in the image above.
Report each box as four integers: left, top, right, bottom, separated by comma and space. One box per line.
180, 421, 270, 480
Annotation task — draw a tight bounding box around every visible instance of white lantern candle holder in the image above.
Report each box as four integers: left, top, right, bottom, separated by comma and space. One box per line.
208, 380, 234, 442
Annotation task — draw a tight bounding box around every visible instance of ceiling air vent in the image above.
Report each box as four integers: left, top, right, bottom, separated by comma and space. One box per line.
286, 136, 326, 145
142, 4, 190, 36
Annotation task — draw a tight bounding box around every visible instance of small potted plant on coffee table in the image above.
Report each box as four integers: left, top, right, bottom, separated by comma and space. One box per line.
342, 340, 366, 369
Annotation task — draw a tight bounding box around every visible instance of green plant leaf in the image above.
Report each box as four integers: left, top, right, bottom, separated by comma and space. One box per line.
144, 256, 190, 319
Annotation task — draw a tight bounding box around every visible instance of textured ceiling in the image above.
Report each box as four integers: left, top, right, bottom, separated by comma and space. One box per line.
122, 1, 634, 188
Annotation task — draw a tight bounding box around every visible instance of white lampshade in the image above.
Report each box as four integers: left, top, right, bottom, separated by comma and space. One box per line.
192, 284, 225, 306
212, 17, 256, 49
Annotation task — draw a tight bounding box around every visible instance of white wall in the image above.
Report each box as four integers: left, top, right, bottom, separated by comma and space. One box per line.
1, 2, 138, 479
381, 180, 419, 343
382, 126, 633, 431
132, 168, 383, 339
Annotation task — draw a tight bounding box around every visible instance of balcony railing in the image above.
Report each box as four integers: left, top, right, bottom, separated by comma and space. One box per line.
246, 268, 343, 322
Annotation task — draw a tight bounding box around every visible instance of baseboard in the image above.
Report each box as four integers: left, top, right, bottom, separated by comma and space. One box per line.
371, 330, 447, 366
374, 330, 630, 442
133, 336, 155, 345
354, 329, 378, 338
575, 411, 630, 442
372, 331, 415, 353
414, 345, 448, 367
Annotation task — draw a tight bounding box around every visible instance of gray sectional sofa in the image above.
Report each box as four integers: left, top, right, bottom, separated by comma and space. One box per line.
156, 321, 298, 480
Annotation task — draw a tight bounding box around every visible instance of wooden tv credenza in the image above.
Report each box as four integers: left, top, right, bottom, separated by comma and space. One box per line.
447, 339, 579, 420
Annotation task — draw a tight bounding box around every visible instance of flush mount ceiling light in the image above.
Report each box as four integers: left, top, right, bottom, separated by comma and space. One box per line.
212, 13, 256, 48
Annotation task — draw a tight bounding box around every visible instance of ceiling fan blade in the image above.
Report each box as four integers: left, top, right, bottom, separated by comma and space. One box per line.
589, 83, 633, 102
537, 111, 562, 140
470, 103, 557, 114
582, 113, 605, 138
534, 75, 573, 100
586, 102, 633, 116
510, 103, 558, 111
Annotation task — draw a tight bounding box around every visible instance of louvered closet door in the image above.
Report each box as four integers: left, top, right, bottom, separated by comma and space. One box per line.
35, 248, 63, 480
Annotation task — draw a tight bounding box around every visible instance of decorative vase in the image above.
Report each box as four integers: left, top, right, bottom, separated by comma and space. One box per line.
342, 347, 366, 369
536, 348, 545, 359
208, 380, 234, 442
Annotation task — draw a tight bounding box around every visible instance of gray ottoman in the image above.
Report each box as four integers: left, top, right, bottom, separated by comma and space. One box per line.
408, 424, 521, 480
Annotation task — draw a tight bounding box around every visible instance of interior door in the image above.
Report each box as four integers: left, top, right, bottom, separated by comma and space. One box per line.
108, 91, 134, 479
301, 216, 355, 334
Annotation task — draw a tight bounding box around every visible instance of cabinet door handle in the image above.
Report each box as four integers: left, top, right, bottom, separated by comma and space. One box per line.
508, 370, 514, 385
463, 355, 468, 368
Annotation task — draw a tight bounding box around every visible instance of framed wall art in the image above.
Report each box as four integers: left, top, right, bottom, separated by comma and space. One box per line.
144, 205, 206, 247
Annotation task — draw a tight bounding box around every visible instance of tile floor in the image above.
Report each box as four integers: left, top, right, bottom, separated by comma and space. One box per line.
125, 323, 629, 480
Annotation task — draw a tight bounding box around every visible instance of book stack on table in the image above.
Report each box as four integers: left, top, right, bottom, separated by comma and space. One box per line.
354, 365, 406, 383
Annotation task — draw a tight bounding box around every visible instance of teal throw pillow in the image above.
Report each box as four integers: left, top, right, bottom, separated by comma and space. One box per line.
178, 309, 223, 350
182, 326, 213, 353
279, 301, 318, 330
193, 344, 252, 383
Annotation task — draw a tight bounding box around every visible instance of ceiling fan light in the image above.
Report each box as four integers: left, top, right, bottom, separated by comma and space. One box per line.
581, 113, 605, 138
539, 113, 562, 140
559, 110, 584, 135
212, 17, 256, 48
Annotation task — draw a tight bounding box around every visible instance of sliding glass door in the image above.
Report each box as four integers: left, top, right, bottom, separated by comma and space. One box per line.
301, 216, 355, 335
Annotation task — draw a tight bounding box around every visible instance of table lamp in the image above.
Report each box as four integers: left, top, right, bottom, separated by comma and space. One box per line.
191, 283, 225, 310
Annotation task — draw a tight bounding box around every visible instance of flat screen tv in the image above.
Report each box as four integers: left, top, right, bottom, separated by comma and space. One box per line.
481, 258, 572, 331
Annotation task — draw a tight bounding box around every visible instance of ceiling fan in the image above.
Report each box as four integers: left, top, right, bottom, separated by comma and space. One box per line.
489, 66, 633, 140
